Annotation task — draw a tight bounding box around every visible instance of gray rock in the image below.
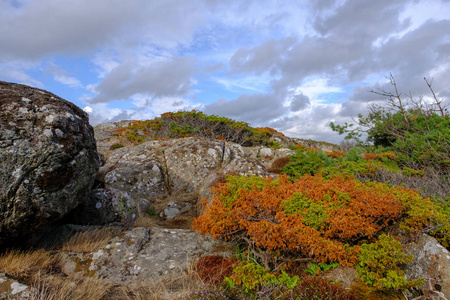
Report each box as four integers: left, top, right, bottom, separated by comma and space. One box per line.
0, 81, 99, 247
243, 147, 296, 169
164, 137, 225, 193
104, 141, 170, 201
93, 121, 130, 156
405, 234, 450, 299
102, 137, 269, 207
70, 188, 145, 226
162, 200, 192, 219
60, 227, 231, 283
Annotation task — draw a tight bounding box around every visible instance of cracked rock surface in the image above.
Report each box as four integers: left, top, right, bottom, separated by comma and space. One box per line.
99, 136, 271, 213
60, 227, 231, 283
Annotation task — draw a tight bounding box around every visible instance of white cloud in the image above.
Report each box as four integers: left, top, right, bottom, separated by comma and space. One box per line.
293, 78, 344, 105
0, 60, 43, 87
45, 64, 83, 88
87, 56, 197, 104
212, 75, 271, 93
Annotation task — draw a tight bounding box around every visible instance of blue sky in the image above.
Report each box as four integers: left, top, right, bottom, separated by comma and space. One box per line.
1, 0, 449, 143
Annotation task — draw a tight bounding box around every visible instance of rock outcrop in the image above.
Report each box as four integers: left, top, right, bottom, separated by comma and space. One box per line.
0, 81, 99, 247
60, 227, 231, 283
405, 234, 450, 299
99, 137, 270, 218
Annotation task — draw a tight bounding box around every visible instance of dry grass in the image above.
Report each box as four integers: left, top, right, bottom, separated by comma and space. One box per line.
30, 273, 113, 300
356, 167, 450, 201
26, 264, 207, 300
0, 243, 209, 299
132, 213, 159, 228
0, 249, 60, 283
60, 227, 117, 253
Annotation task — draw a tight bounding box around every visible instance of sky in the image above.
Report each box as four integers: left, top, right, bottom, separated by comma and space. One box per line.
1, 0, 449, 144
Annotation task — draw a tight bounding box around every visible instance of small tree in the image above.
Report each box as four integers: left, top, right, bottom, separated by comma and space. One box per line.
330, 74, 449, 168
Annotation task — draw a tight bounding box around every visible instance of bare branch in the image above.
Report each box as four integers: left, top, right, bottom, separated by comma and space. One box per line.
424, 77, 447, 117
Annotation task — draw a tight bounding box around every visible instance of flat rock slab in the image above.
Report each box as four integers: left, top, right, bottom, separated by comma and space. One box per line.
60, 227, 231, 283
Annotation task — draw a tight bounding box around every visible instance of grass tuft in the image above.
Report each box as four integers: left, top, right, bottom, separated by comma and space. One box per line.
60, 227, 116, 253
0, 249, 60, 282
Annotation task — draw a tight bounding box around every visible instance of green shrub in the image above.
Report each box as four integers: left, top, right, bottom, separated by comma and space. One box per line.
330, 75, 449, 169
224, 261, 299, 294
109, 143, 124, 150
111, 110, 286, 148
357, 234, 423, 291
282, 146, 335, 178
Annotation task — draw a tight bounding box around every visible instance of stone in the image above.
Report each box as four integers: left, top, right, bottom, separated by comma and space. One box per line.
164, 137, 225, 193
104, 141, 169, 201
241, 146, 295, 169
92, 121, 130, 156
60, 227, 231, 283
161, 200, 192, 219
69, 188, 146, 226
102, 137, 270, 209
0, 273, 31, 299
404, 234, 450, 299
0, 81, 99, 247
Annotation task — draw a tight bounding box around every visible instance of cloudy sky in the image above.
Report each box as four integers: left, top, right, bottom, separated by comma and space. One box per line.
1, 0, 449, 143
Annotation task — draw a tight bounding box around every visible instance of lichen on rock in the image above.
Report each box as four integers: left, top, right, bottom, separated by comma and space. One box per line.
0, 81, 99, 247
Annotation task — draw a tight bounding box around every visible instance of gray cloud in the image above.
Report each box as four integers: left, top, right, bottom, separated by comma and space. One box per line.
88, 57, 196, 103
313, 0, 409, 40
222, 0, 449, 135
229, 38, 296, 75
290, 94, 310, 112
0, 0, 208, 60
204, 92, 288, 126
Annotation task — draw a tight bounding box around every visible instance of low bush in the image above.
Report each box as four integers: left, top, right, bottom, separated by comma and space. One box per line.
330, 75, 450, 169
193, 174, 447, 267
357, 234, 423, 291
112, 110, 284, 147
280, 276, 363, 300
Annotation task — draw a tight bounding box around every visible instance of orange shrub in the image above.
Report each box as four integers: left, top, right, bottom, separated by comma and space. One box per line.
326, 150, 346, 159
363, 152, 398, 161
193, 174, 428, 266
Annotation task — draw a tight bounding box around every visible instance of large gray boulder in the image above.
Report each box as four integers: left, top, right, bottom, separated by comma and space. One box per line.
0, 81, 99, 247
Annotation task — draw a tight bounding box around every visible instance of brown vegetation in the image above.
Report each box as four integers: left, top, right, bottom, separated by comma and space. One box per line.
60, 227, 117, 253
